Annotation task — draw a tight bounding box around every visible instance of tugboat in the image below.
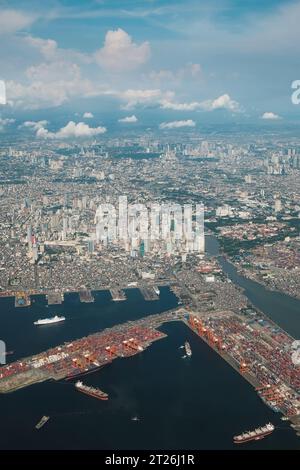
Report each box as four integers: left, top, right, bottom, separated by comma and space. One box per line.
131, 416, 140, 422
35, 416, 50, 430
184, 341, 192, 357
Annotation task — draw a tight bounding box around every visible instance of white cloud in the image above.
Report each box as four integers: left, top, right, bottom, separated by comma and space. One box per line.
160, 94, 241, 113
159, 119, 195, 129
149, 63, 203, 85
118, 115, 138, 123
261, 111, 281, 120
0, 80, 6, 105
200, 94, 240, 112
160, 100, 202, 111
94, 28, 150, 71
119, 89, 174, 109
0, 9, 35, 35
6, 61, 95, 109
21, 120, 48, 130
24, 36, 58, 60
83, 112, 94, 119
36, 121, 107, 139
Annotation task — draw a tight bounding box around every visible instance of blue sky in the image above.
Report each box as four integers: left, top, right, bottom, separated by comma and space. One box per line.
1, 0, 300, 129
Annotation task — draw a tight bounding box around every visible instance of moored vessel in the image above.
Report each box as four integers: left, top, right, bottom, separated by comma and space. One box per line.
34, 315, 65, 326
233, 423, 274, 444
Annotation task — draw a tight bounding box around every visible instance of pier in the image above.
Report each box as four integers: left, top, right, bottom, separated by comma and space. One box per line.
110, 289, 127, 301
79, 290, 94, 303
139, 286, 159, 301
47, 292, 64, 305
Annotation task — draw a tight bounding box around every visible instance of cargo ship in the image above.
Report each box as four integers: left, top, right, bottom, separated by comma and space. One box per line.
34, 315, 65, 326
35, 415, 49, 430
233, 423, 274, 444
75, 380, 108, 400
259, 395, 280, 413
184, 341, 192, 357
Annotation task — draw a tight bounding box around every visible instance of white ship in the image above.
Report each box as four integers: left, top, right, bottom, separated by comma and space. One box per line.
153, 287, 160, 296
34, 315, 65, 325
184, 341, 192, 357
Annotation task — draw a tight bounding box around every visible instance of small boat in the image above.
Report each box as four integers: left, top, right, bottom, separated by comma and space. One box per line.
35, 416, 49, 430
184, 341, 192, 357
131, 416, 140, 421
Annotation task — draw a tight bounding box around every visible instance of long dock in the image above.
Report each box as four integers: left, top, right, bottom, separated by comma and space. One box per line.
185, 310, 300, 422
0, 309, 184, 394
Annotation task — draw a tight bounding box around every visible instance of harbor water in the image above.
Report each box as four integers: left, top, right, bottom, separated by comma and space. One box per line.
0, 236, 300, 449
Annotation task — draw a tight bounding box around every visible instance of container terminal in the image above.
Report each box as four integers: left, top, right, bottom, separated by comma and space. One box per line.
0, 307, 299, 435
0, 309, 184, 394
185, 310, 300, 434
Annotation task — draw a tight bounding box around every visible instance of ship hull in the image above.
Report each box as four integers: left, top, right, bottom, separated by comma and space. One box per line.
184, 342, 192, 357
65, 364, 106, 381
76, 388, 108, 400
34, 317, 65, 325
234, 430, 273, 444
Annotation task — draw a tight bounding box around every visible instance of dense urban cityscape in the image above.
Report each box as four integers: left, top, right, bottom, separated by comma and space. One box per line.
0, 0, 300, 456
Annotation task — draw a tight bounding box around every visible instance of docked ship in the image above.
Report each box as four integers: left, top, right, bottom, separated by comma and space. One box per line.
260, 396, 280, 413
153, 287, 160, 296
233, 423, 274, 444
35, 415, 49, 430
75, 380, 108, 400
184, 341, 192, 357
34, 315, 65, 326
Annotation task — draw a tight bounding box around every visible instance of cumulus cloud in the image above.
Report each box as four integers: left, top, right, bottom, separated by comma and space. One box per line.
94, 28, 150, 71
200, 94, 240, 112
160, 94, 241, 112
118, 115, 138, 123
119, 89, 174, 109
0, 9, 35, 35
159, 120, 195, 129
83, 112, 94, 119
261, 111, 281, 120
6, 61, 95, 109
37, 121, 107, 139
25, 36, 58, 60
21, 120, 48, 130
